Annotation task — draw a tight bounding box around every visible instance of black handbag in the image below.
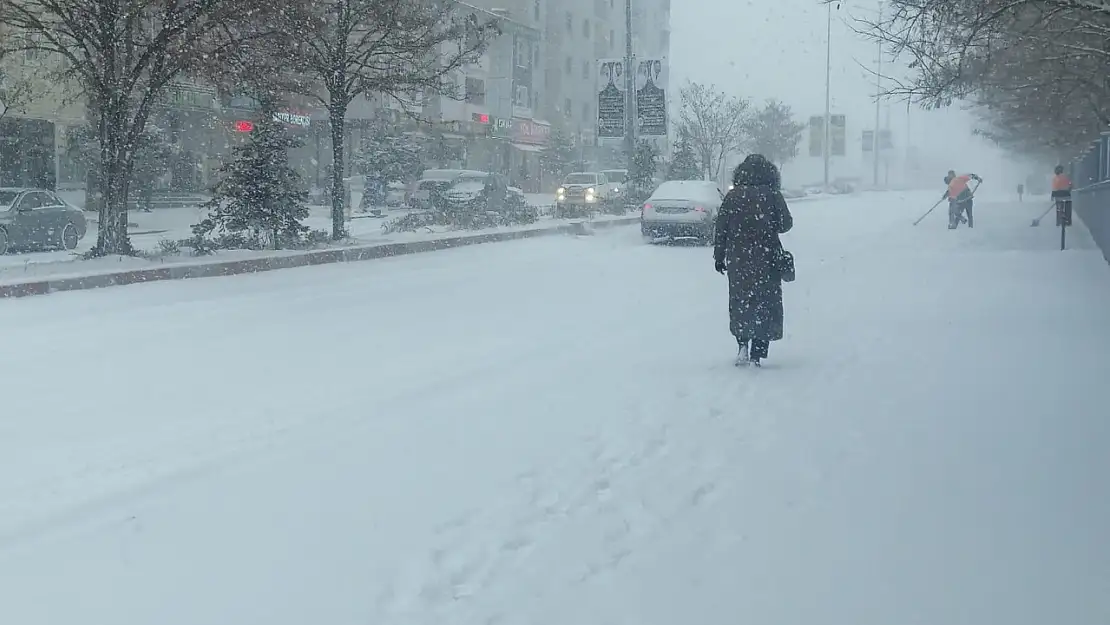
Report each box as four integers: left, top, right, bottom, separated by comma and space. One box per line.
775, 246, 795, 282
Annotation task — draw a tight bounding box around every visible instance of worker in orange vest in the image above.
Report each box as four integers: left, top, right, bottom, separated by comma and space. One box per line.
943, 170, 982, 229
1052, 165, 1072, 227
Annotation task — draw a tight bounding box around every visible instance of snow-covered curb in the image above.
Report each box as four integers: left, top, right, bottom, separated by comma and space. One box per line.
0, 217, 639, 299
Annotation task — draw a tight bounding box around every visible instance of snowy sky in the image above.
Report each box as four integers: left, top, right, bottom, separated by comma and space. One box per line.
669, 0, 1024, 187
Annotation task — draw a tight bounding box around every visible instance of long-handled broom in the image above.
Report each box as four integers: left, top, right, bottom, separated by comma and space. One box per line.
1030, 203, 1054, 227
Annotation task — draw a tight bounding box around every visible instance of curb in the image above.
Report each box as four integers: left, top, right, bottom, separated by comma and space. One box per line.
0, 217, 639, 299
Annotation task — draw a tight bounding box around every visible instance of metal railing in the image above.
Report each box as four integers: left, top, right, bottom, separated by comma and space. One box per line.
1071, 136, 1110, 262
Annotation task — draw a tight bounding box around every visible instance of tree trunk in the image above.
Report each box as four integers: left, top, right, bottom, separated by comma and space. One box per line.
92, 107, 135, 257
329, 101, 348, 240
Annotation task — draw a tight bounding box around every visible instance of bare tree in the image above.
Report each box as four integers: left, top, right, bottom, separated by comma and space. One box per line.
0, 0, 285, 256
746, 99, 805, 168
839, 0, 1110, 160
675, 81, 750, 181
286, 0, 499, 239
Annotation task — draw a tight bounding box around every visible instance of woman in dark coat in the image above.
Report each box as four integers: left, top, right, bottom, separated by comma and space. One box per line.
713, 154, 793, 366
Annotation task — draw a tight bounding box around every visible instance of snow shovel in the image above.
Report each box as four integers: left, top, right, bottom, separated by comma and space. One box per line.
1030, 203, 1054, 227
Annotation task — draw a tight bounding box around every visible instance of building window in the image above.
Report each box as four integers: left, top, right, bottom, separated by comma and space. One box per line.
583, 19, 590, 38
566, 11, 572, 33
465, 77, 485, 104
564, 98, 572, 118
582, 60, 589, 79
534, 0, 540, 21
582, 101, 590, 120
565, 56, 572, 74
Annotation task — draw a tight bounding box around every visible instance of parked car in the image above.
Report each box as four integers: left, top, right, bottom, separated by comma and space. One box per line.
0, 187, 88, 255
407, 169, 484, 209
386, 181, 407, 207
555, 172, 614, 217
640, 180, 724, 244
440, 172, 532, 213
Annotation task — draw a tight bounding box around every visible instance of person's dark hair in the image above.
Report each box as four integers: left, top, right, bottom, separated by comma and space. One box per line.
732, 154, 780, 189
1055, 165, 1065, 175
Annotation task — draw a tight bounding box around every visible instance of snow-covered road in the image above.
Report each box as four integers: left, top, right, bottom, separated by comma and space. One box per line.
3, 191, 1110, 624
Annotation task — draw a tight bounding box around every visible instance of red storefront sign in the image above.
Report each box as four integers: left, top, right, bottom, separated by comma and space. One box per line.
511, 118, 550, 145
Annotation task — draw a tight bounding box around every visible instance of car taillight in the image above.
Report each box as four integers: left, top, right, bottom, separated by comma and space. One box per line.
694, 206, 705, 212
642, 203, 651, 213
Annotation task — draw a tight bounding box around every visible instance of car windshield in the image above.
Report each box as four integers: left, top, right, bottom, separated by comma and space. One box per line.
602, 171, 627, 183
563, 174, 597, 185
0, 191, 19, 208
449, 180, 487, 193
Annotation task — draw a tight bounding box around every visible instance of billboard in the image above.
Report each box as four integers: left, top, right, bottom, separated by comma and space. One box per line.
808, 116, 823, 157
635, 57, 667, 137
810, 115, 845, 156
879, 128, 893, 150
830, 114, 846, 156
597, 59, 626, 142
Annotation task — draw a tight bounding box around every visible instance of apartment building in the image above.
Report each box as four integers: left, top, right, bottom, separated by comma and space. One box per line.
418, 0, 547, 189
0, 37, 84, 189
631, 0, 670, 58
537, 0, 670, 169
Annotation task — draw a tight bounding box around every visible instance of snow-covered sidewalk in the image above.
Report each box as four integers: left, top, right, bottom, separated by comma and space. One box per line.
2, 191, 1109, 624
0, 202, 633, 288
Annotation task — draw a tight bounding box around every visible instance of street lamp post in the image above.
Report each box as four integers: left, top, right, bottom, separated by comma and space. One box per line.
624, 0, 636, 176
873, 1, 882, 187
823, 2, 832, 189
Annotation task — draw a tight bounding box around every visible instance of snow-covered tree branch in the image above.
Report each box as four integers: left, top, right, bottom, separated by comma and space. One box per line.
837, 0, 1110, 161
283, 0, 500, 239
0, 0, 289, 256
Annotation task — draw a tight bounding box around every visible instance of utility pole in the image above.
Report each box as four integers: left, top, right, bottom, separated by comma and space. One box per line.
905, 99, 911, 186
883, 103, 891, 186
624, 0, 636, 177
823, 2, 832, 189
873, 0, 882, 187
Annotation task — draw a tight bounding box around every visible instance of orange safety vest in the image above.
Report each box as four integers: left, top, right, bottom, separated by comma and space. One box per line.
947, 175, 972, 200
1052, 173, 1072, 193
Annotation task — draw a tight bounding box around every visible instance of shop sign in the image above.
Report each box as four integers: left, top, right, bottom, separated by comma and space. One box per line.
511, 118, 550, 145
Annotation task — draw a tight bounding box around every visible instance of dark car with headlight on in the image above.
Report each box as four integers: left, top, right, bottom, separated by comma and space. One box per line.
0, 188, 88, 255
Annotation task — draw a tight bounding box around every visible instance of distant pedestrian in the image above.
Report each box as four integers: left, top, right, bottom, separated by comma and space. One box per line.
1017, 183, 1024, 202
713, 154, 794, 367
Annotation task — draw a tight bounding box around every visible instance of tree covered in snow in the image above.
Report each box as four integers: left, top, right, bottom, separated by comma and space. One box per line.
541, 125, 576, 179
666, 133, 701, 180
676, 81, 751, 182
281, 0, 499, 240
351, 117, 424, 187
839, 0, 1110, 161
0, 0, 288, 256
192, 97, 308, 252
746, 100, 804, 168
65, 112, 181, 211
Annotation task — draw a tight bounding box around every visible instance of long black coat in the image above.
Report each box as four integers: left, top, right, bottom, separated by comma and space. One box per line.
713, 170, 793, 342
